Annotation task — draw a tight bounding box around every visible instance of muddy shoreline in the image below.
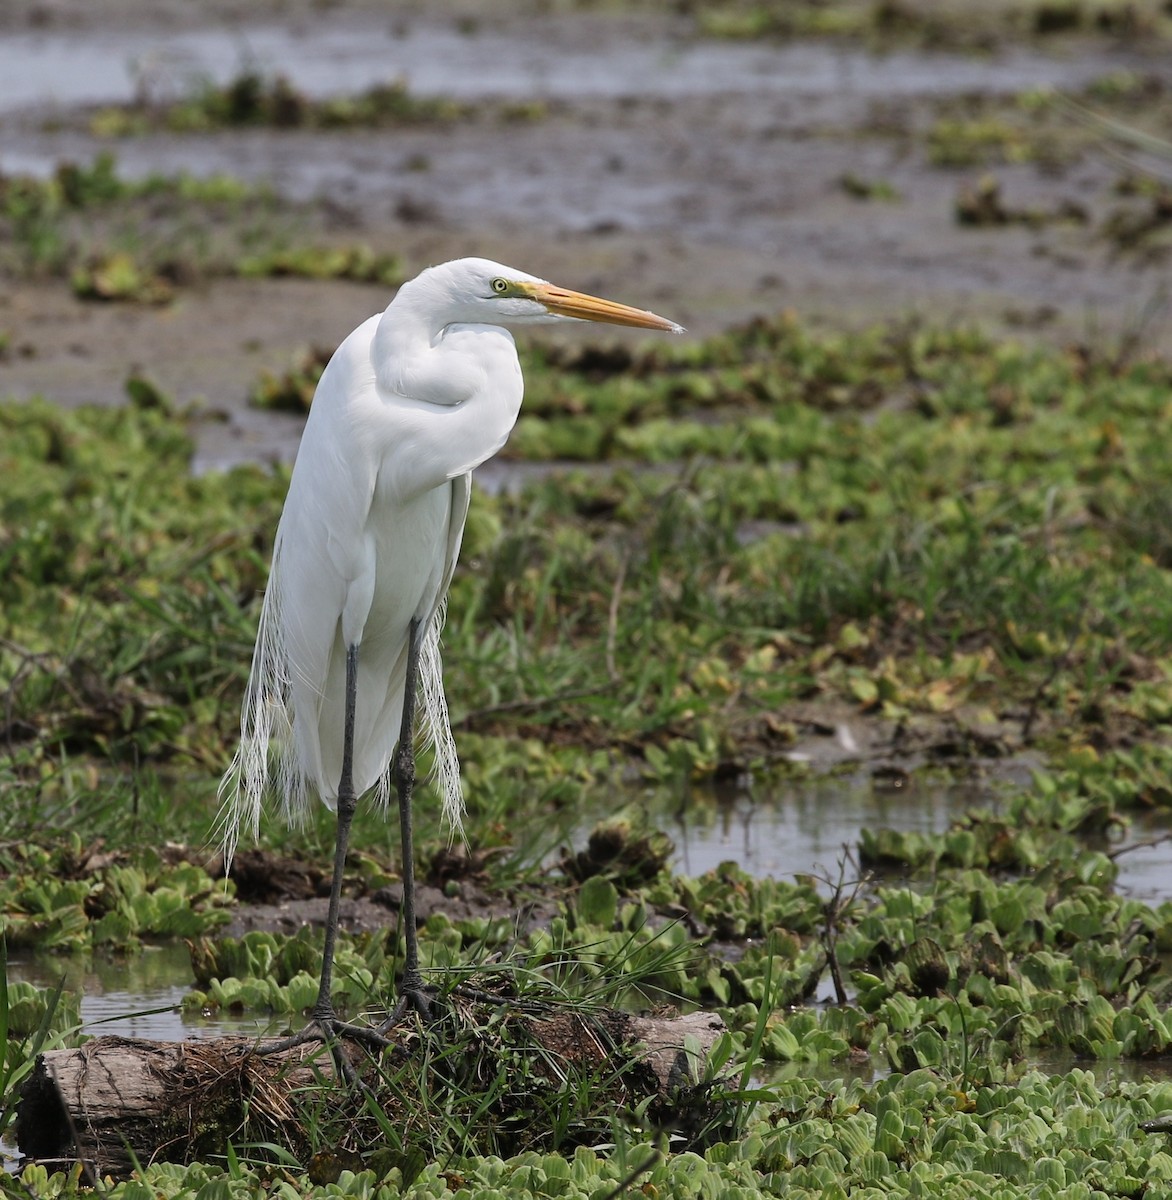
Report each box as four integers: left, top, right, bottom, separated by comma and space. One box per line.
1, 5, 1169, 471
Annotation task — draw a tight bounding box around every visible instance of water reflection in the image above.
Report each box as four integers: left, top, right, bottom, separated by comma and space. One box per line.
665, 771, 989, 883
8, 941, 273, 1042
585, 767, 1172, 904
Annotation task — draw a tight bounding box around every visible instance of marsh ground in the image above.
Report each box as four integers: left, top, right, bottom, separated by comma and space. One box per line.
7, 3, 1172, 1194
2, 2, 1171, 469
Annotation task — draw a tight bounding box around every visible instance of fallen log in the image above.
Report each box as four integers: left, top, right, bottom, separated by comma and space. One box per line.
17, 1034, 338, 1177
17, 1008, 725, 1177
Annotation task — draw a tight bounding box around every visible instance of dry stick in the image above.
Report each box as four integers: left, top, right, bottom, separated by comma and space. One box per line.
1108, 832, 1172, 861
823, 866, 849, 1007
816, 848, 870, 1007
606, 549, 630, 683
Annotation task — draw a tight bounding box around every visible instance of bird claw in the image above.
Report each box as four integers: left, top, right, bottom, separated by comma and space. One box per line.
256, 1011, 393, 1087
379, 983, 437, 1032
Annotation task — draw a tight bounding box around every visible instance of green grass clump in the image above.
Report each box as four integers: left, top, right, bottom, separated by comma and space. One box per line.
91, 72, 469, 136
694, 0, 1172, 46
0, 153, 401, 295
249, 348, 332, 413
236, 245, 402, 287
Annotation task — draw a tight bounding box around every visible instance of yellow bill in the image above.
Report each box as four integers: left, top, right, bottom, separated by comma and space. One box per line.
522, 281, 683, 333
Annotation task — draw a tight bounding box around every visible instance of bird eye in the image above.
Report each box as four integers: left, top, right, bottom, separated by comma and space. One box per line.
490, 277, 509, 294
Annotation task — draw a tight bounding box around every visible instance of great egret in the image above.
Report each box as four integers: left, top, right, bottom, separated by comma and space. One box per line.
219, 257, 681, 1046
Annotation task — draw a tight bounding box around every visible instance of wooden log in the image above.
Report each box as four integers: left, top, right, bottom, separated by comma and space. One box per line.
17, 1010, 725, 1177
17, 1034, 338, 1177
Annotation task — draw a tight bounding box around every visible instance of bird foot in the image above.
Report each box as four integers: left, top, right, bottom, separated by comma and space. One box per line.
378, 981, 437, 1033
258, 1011, 393, 1087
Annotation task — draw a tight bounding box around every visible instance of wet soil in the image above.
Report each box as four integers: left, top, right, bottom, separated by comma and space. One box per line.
1, 3, 1170, 473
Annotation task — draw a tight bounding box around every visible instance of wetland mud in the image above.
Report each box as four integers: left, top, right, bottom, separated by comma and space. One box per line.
1, 3, 1170, 466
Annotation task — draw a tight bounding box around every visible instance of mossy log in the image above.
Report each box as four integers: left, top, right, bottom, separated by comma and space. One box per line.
17, 1010, 724, 1177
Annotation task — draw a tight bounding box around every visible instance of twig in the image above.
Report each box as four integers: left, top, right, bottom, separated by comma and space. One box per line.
812, 848, 870, 1006
1108, 832, 1172, 861
605, 549, 630, 683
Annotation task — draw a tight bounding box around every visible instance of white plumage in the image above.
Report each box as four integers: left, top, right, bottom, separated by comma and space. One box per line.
217, 256, 681, 1026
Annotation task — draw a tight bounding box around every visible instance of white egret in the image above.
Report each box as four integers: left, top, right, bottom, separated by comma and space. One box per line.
219, 257, 681, 1047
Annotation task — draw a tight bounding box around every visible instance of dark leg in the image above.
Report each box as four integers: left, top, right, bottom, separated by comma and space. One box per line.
313, 642, 360, 1020
260, 643, 389, 1074
384, 616, 433, 1023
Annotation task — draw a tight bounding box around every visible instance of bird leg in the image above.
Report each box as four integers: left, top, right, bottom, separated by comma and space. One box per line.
382, 615, 436, 1026
259, 643, 390, 1079
312, 640, 359, 1022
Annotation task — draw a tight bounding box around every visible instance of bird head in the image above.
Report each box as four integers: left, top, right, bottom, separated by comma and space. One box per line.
408, 257, 684, 334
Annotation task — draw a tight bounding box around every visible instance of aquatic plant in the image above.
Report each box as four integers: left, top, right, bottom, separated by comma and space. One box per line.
0, 154, 400, 296
5, 309, 1172, 1190
90, 73, 470, 136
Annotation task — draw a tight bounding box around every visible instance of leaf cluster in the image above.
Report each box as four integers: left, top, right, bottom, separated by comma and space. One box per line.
0, 837, 230, 951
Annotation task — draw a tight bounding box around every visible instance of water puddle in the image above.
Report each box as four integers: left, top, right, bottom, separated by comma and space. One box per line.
1107, 810, 1172, 907
1, 14, 1128, 225
8, 941, 274, 1042
631, 769, 995, 884
634, 768, 1172, 903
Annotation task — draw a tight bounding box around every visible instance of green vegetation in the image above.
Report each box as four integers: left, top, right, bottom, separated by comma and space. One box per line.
919, 82, 1172, 251
0, 941, 78, 1144
694, 0, 1172, 46
0, 153, 402, 296
249, 348, 332, 413
5, 311, 1172, 1193
839, 173, 900, 201
90, 73, 469, 137
921, 79, 1172, 172
0, 838, 230, 951
8, 319, 1172, 797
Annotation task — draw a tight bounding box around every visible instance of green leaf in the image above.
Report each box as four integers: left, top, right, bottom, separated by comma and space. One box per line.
577, 877, 618, 928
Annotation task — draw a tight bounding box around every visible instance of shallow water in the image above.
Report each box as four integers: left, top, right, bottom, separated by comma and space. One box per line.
8, 941, 275, 1042
0, 10, 1140, 219
8, 766, 1171, 1046
630, 768, 997, 884
0, 17, 1119, 117
647, 769, 1172, 904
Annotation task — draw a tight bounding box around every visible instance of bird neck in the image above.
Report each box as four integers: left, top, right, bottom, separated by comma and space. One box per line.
365, 307, 525, 500
373, 303, 484, 406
